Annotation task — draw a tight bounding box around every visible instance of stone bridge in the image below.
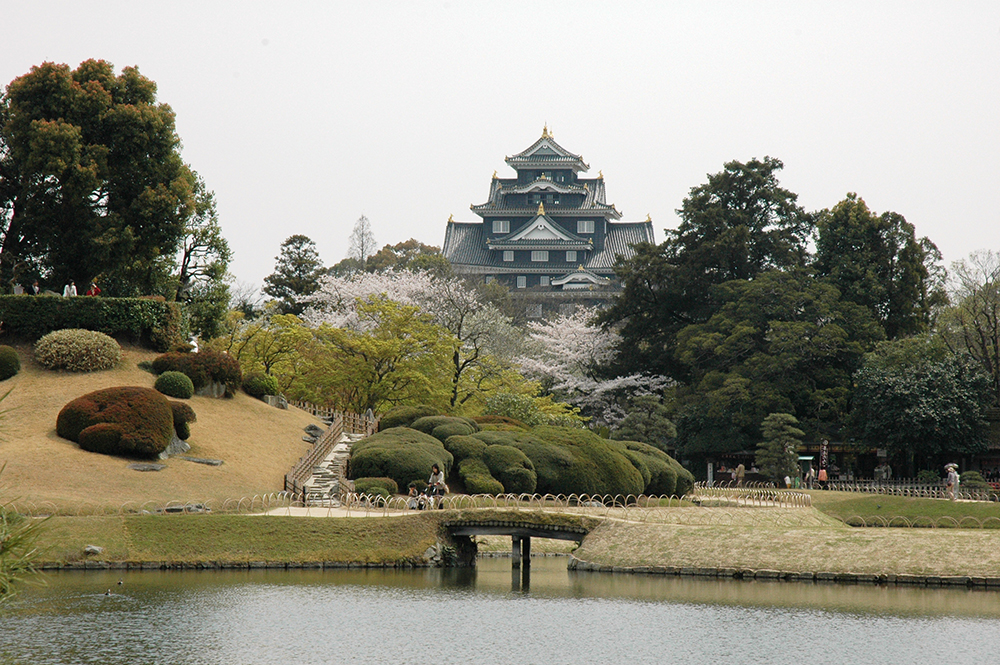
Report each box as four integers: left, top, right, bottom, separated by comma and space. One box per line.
444, 516, 591, 569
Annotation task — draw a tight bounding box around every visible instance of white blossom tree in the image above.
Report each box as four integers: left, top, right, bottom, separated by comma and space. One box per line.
517, 307, 672, 427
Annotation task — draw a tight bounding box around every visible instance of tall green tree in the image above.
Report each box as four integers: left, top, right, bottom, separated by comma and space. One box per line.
365, 238, 452, 276
0, 60, 197, 294
814, 193, 943, 339
853, 339, 991, 468
755, 413, 804, 484
600, 157, 813, 379
671, 269, 883, 456
263, 235, 324, 316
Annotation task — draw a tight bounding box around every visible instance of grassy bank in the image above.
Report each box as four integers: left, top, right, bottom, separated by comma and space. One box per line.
0, 344, 322, 513
574, 506, 1000, 578
34, 513, 445, 565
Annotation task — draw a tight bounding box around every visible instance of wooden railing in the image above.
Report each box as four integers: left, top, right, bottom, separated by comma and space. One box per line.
283, 407, 378, 501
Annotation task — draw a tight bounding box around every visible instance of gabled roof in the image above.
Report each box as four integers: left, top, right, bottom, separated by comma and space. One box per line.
505, 126, 590, 173
552, 266, 611, 287
488, 205, 593, 250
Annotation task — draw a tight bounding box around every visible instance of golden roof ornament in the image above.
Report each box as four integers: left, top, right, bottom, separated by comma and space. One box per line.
492, 170, 498, 179
541, 123, 551, 139
537, 202, 545, 215
448, 214, 454, 222
646, 213, 652, 222
598, 170, 604, 179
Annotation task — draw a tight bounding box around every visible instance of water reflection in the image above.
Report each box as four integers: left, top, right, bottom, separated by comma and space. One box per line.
2, 558, 999, 665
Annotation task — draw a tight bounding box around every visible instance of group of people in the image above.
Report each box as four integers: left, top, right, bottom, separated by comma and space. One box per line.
13, 280, 101, 296
407, 463, 448, 510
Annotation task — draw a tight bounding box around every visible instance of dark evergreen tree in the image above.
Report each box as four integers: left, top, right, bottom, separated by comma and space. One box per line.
600, 157, 813, 379
263, 235, 324, 315
814, 193, 943, 339
0, 60, 198, 295
755, 413, 804, 484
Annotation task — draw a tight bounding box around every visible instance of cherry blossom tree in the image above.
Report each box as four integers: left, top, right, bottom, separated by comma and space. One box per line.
517, 307, 672, 427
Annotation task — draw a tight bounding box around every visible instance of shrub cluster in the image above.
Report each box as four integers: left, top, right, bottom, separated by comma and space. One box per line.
151, 350, 242, 395
354, 477, 400, 497
242, 372, 280, 400
349, 428, 453, 491
0, 295, 183, 351
369, 405, 693, 497
57, 387, 176, 457
154, 371, 195, 399
0, 345, 20, 380
34, 329, 122, 372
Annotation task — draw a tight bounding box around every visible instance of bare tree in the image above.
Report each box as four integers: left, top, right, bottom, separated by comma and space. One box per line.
347, 215, 377, 269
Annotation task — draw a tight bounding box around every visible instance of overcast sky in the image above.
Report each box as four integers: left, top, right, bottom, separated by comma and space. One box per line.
3, 1, 998, 292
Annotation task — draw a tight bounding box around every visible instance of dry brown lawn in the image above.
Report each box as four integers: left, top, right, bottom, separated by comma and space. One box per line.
575, 511, 1000, 577
0, 344, 322, 512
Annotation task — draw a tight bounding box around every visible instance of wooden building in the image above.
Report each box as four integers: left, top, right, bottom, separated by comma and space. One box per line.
443, 127, 653, 316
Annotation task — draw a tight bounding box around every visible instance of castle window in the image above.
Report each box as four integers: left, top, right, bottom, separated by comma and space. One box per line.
526, 304, 543, 319
577, 220, 595, 234
516, 276, 526, 289
493, 220, 510, 234
503, 251, 514, 262
531, 251, 548, 262
566, 250, 577, 263
539, 276, 550, 287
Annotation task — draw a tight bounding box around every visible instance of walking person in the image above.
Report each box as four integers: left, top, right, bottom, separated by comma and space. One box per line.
946, 464, 960, 501
428, 463, 448, 509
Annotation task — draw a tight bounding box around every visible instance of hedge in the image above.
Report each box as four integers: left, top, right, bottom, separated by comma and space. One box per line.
348, 427, 453, 491
443, 435, 487, 464
242, 372, 280, 400
410, 415, 478, 437
0, 295, 183, 351
57, 387, 175, 458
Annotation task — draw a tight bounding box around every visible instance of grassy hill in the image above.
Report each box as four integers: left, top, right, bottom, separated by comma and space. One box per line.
0, 343, 323, 513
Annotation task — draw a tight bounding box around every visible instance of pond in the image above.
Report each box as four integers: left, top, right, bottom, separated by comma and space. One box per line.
2, 557, 999, 664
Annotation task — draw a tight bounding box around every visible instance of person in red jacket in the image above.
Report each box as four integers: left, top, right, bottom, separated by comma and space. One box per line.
85, 282, 101, 296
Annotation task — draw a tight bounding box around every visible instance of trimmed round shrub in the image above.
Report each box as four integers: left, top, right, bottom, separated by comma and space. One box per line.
483, 445, 537, 494
431, 421, 476, 442
458, 457, 505, 495
349, 427, 453, 491
0, 345, 20, 380
961, 470, 990, 490
242, 372, 280, 399
354, 477, 400, 496
34, 328, 122, 372
410, 415, 479, 437
444, 435, 487, 464
378, 405, 440, 431
170, 401, 197, 440
151, 350, 242, 394
155, 371, 194, 399
57, 387, 174, 457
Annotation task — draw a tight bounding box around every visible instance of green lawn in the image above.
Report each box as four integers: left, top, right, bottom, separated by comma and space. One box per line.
808, 490, 1000, 526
